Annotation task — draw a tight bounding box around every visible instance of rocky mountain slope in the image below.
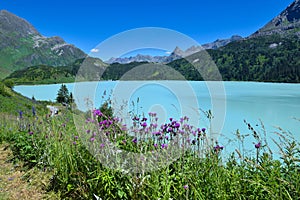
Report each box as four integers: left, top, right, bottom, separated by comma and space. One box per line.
250, 0, 300, 37
0, 10, 86, 78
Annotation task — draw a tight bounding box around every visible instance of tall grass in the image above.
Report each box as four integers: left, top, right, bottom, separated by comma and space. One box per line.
0, 105, 299, 199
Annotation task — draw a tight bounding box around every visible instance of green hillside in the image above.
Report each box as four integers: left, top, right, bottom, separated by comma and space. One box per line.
0, 10, 86, 79
5, 34, 300, 84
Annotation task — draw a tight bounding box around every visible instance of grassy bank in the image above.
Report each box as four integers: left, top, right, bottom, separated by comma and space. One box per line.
0, 83, 299, 199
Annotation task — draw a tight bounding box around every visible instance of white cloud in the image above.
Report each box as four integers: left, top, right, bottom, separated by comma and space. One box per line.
90, 48, 99, 53
165, 51, 172, 55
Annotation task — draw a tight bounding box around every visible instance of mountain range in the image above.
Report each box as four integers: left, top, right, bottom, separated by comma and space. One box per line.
1, 0, 300, 83
106, 35, 243, 64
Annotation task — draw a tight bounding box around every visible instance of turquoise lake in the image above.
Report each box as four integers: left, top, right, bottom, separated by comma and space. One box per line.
14, 81, 300, 155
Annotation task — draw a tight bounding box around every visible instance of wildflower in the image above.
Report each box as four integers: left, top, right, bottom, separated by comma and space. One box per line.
180, 117, 184, 123
32, 106, 36, 116
93, 109, 102, 116
90, 137, 95, 142
73, 141, 77, 145
183, 185, 188, 190
183, 116, 189, 120
122, 124, 127, 131
86, 129, 91, 134
161, 144, 168, 149
169, 117, 173, 122
151, 123, 158, 128
28, 131, 34, 135
74, 136, 79, 140
142, 117, 147, 122
167, 127, 173, 133
132, 116, 139, 121
18, 110, 23, 119
62, 123, 66, 127
174, 122, 180, 129
192, 131, 196, 136
202, 128, 206, 132
141, 122, 147, 127
100, 143, 105, 148
113, 117, 119, 122
154, 143, 158, 148
132, 137, 137, 144
255, 142, 261, 149
214, 144, 224, 152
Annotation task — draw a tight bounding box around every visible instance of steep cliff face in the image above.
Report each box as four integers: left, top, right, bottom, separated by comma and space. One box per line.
251, 0, 300, 37
0, 10, 86, 77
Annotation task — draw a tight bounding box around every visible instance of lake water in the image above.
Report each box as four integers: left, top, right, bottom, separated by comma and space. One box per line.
14, 81, 300, 155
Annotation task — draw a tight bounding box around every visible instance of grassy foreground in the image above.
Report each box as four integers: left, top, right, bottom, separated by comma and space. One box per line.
0, 84, 299, 199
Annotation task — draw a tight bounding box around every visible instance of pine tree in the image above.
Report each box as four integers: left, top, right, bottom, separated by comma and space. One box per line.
56, 84, 69, 104
69, 92, 74, 104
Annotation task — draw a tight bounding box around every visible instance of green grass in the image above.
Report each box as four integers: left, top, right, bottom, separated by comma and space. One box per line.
0, 85, 299, 199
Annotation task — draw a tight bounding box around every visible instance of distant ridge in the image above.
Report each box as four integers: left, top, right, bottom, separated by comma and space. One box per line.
106, 35, 243, 64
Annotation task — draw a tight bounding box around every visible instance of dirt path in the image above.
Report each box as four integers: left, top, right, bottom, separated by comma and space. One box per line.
0, 144, 56, 200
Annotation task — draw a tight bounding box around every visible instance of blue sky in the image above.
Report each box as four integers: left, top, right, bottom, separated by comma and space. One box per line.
0, 0, 295, 55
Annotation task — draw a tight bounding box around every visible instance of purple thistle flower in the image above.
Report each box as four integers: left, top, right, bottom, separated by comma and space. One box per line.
161, 143, 168, 149
132, 116, 140, 121
100, 143, 105, 148
93, 109, 102, 116
169, 117, 173, 122
28, 131, 34, 135
142, 117, 147, 122
74, 136, 79, 140
154, 143, 158, 148
86, 129, 91, 134
167, 127, 173, 133
192, 131, 196, 136
113, 117, 119, 122
132, 137, 137, 144
174, 122, 180, 129
202, 128, 206, 132
255, 142, 261, 149
141, 122, 147, 127
73, 141, 77, 145
214, 144, 224, 152
90, 137, 95, 142
183, 185, 188, 190
180, 117, 184, 123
